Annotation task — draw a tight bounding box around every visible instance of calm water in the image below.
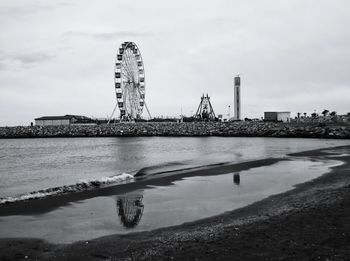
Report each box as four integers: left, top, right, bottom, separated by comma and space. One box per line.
0, 137, 349, 243
0, 158, 341, 243
0, 137, 349, 198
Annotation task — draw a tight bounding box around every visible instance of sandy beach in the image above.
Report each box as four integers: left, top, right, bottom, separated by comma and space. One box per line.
1, 145, 350, 260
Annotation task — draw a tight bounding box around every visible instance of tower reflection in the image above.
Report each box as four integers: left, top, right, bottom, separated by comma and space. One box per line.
233, 173, 240, 185
116, 193, 144, 228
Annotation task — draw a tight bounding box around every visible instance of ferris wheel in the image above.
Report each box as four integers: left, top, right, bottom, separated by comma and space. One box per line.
111, 41, 150, 121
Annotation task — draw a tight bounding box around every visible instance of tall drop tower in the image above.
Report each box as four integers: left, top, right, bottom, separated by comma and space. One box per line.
234, 75, 241, 120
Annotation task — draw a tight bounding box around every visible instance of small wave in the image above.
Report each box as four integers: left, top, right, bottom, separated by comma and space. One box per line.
134, 161, 229, 179
0, 173, 134, 205
135, 162, 187, 177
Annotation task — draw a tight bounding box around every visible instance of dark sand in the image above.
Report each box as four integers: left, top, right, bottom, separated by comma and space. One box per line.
1, 145, 350, 260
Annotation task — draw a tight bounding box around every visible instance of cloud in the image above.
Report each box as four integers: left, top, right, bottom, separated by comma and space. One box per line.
0, 51, 53, 71
1, 0, 350, 125
0, 2, 72, 16
0, 62, 7, 71
0, 4, 50, 16
63, 30, 153, 41
12, 52, 53, 64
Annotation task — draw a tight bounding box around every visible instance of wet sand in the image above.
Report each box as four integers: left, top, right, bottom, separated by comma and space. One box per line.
1, 145, 350, 260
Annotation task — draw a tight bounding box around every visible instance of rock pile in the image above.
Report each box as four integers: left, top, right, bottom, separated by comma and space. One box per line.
0, 122, 349, 139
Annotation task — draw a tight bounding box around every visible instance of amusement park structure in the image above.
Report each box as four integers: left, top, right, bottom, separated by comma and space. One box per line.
116, 194, 144, 228
108, 41, 151, 123
194, 94, 216, 121
106, 41, 241, 123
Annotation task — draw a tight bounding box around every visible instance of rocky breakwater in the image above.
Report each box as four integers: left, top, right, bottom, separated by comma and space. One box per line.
0, 122, 350, 139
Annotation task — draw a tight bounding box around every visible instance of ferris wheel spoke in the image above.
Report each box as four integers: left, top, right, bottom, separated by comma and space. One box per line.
126, 50, 138, 78
121, 63, 133, 77
121, 71, 131, 80
124, 85, 131, 116
131, 61, 139, 83
124, 49, 133, 68
125, 64, 133, 79
129, 88, 138, 117
124, 54, 136, 81
120, 60, 131, 74
122, 57, 134, 78
130, 53, 138, 78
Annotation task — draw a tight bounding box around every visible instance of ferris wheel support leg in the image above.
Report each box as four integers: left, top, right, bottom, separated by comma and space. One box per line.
144, 102, 152, 120
107, 102, 119, 125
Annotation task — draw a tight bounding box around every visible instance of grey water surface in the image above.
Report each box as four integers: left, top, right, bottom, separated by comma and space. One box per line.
0, 137, 349, 198
0, 157, 341, 243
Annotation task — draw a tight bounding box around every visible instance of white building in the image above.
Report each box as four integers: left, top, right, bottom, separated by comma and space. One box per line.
234, 76, 241, 120
264, 112, 291, 122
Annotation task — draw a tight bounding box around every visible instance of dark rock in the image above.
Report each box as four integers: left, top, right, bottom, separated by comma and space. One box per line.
0, 122, 349, 139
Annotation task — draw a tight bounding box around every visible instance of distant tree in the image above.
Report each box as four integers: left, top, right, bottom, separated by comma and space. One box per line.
303, 112, 307, 118
347, 112, 350, 117
297, 112, 301, 118
311, 112, 318, 118
330, 111, 337, 117
321, 109, 329, 117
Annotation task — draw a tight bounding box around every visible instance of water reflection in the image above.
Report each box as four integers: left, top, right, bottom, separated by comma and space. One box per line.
116, 193, 144, 228
233, 173, 240, 185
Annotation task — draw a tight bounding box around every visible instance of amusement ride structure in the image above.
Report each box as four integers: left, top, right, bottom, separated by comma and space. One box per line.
116, 194, 144, 228
194, 94, 216, 121
106, 42, 239, 123
108, 42, 151, 123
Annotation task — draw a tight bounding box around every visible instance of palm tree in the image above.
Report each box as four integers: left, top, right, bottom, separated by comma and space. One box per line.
330, 111, 337, 117
321, 110, 329, 117
303, 112, 307, 118
297, 112, 301, 118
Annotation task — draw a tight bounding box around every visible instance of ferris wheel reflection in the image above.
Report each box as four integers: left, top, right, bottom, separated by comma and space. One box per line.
116, 193, 144, 228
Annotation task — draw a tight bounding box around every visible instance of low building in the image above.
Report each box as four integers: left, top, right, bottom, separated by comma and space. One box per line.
35, 115, 94, 126
264, 112, 291, 122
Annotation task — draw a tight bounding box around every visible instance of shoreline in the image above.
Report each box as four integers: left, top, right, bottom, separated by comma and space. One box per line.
1, 145, 350, 260
0, 157, 284, 216
1, 122, 350, 139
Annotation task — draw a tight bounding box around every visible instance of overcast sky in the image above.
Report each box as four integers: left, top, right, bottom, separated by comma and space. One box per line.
0, 0, 349, 125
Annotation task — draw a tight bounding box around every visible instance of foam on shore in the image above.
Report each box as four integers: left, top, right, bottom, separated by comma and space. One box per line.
0, 173, 134, 204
